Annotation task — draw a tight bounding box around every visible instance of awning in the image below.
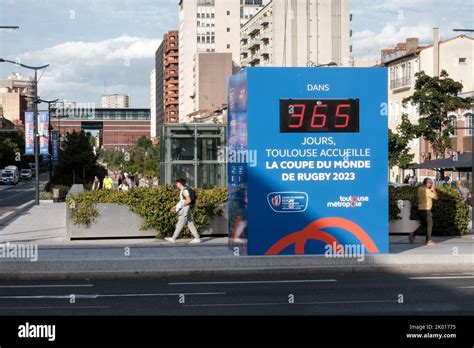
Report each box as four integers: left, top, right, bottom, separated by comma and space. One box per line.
411, 152, 472, 171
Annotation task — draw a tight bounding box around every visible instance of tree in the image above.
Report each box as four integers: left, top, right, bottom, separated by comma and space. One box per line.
389, 114, 417, 169
403, 70, 473, 158
52, 130, 106, 186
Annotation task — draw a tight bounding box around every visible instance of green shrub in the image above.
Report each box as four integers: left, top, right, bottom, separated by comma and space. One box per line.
67, 186, 228, 238
389, 185, 470, 236
44, 183, 70, 200
39, 191, 53, 200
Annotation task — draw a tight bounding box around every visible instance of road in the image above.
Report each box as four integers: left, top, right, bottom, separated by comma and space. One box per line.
0, 270, 472, 315
0, 173, 49, 215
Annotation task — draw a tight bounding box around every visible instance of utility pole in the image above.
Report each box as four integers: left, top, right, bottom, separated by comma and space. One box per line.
0, 58, 49, 205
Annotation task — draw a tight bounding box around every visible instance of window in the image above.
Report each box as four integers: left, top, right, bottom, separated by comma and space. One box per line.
449, 115, 457, 137
459, 57, 467, 64
227, 27, 230, 32
227, 10, 230, 15
227, 44, 230, 49
465, 113, 473, 136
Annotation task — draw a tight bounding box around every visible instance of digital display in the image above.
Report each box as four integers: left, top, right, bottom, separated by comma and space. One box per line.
280, 99, 360, 133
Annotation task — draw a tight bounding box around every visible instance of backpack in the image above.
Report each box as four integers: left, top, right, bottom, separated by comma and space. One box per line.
184, 186, 197, 205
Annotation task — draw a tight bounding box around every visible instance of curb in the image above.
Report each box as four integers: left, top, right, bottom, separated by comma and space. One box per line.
0, 254, 472, 280
0, 200, 35, 226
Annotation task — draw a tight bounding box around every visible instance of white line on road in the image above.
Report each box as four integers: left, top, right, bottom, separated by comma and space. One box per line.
409, 276, 474, 280
457, 286, 474, 289
0, 284, 93, 288
169, 279, 337, 285
0, 292, 226, 299
0, 187, 35, 201
183, 300, 398, 307
0, 306, 110, 310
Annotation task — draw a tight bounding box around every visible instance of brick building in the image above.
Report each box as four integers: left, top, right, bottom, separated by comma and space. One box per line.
51, 108, 150, 150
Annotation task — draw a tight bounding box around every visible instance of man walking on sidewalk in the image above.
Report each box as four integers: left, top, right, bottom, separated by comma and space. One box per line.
409, 177, 438, 246
165, 178, 201, 244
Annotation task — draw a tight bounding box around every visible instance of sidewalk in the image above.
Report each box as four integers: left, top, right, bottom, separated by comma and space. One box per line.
0, 203, 472, 279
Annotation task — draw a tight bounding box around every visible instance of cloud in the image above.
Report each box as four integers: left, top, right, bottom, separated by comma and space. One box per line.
13, 36, 161, 106
352, 23, 433, 60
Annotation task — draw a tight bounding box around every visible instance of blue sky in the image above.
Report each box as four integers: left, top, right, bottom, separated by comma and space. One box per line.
0, 0, 472, 107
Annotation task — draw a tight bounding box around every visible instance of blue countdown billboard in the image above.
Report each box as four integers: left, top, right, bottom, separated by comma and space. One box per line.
228, 67, 388, 256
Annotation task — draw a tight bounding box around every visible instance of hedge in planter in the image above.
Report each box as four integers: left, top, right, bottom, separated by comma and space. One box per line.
389, 185, 470, 236
67, 186, 228, 239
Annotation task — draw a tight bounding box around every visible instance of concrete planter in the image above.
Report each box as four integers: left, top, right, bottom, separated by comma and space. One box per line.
389, 200, 420, 234
66, 203, 227, 240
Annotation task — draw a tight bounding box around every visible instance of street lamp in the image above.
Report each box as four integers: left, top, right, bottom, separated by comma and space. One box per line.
38, 99, 59, 182
0, 58, 49, 205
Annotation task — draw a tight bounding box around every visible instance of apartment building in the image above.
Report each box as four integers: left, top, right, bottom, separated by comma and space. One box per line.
240, 0, 351, 68
100, 94, 130, 108
154, 30, 180, 140
178, 0, 268, 121
0, 72, 35, 124
150, 69, 157, 139
382, 29, 474, 182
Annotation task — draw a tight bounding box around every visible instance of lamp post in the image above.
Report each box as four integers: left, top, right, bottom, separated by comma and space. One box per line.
0, 58, 49, 205
38, 99, 59, 183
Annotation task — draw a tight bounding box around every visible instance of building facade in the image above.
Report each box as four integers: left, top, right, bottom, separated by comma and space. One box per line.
150, 69, 157, 139
240, 0, 351, 68
0, 72, 35, 124
155, 30, 179, 140
178, 0, 267, 121
100, 94, 130, 108
51, 108, 150, 149
193, 52, 233, 113
382, 30, 474, 182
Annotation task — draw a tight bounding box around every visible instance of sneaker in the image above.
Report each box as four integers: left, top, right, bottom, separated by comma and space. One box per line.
408, 233, 415, 244
189, 238, 202, 244
165, 237, 176, 243
425, 240, 437, 246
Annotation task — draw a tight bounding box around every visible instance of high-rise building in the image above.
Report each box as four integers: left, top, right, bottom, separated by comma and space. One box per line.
240, 0, 351, 68
178, 0, 268, 121
155, 30, 180, 139
150, 69, 157, 139
100, 94, 130, 108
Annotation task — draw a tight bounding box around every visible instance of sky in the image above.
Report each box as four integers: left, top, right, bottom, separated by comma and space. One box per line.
0, 0, 472, 108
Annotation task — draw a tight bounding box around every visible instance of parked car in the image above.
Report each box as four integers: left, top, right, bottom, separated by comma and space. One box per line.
0, 171, 19, 185
20, 169, 32, 181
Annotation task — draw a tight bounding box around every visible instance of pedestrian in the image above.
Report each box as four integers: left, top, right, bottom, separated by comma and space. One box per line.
409, 178, 438, 246
455, 180, 471, 205
118, 174, 123, 187
408, 175, 416, 186
119, 180, 129, 192
165, 178, 201, 244
92, 176, 101, 191
403, 175, 410, 184
103, 174, 114, 190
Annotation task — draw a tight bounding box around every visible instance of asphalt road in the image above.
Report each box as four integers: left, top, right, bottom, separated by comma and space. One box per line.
0, 270, 472, 315
0, 173, 48, 215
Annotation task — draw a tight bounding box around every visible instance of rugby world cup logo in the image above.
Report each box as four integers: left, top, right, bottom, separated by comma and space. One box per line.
272, 195, 282, 207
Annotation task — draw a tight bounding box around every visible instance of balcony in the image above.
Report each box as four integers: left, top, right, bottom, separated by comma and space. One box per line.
390, 76, 411, 90
165, 58, 179, 67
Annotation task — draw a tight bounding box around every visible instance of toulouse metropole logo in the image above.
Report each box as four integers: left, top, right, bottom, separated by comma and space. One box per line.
327, 195, 369, 208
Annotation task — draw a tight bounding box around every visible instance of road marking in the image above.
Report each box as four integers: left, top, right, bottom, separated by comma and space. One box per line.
457, 286, 474, 289
169, 279, 337, 285
0, 187, 35, 201
409, 276, 474, 280
0, 292, 225, 299
183, 300, 398, 307
0, 306, 109, 310
0, 284, 93, 288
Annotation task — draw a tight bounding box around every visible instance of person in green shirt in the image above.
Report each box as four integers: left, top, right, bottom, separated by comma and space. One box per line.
102, 174, 114, 190
409, 178, 438, 246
